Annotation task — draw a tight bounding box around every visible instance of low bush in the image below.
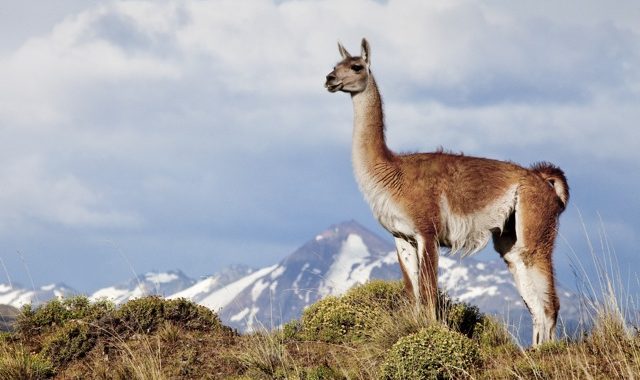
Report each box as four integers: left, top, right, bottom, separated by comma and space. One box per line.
343, 280, 405, 311
112, 296, 231, 336
41, 320, 96, 367
16, 296, 113, 338
299, 296, 363, 343
300, 281, 405, 344
379, 324, 481, 380
441, 299, 483, 338
282, 320, 302, 341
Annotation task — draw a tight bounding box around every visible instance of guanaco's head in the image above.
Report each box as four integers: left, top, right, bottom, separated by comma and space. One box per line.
325, 38, 371, 94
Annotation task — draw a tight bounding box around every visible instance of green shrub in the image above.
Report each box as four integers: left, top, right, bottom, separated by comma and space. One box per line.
442, 301, 482, 338
113, 296, 231, 335
114, 296, 165, 334
163, 297, 226, 331
379, 324, 481, 380
300, 281, 405, 344
41, 320, 96, 367
282, 320, 302, 341
343, 280, 405, 312
16, 300, 69, 337
300, 296, 361, 343
16, 296, 114, 338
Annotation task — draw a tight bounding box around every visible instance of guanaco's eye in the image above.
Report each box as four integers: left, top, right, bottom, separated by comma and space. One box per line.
351, 64, 364, 72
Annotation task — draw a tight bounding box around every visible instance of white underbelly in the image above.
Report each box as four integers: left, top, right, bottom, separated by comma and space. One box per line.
440, 185, 517, 256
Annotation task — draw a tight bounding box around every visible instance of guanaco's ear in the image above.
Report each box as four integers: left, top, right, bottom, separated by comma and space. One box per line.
338, 41, 351, 59
361, 38, 371, 65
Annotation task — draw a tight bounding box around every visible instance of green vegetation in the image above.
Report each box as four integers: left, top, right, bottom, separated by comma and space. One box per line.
16, 296, 113, 338
0, 281, 639, 379
111, 296, 230, 335
41, 320, 96, 367
379, 324, 480, 379
0, 343, 54, 380
299, 280, 405, 343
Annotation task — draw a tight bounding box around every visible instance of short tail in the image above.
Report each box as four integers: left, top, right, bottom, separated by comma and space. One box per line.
531, 162, 569, 209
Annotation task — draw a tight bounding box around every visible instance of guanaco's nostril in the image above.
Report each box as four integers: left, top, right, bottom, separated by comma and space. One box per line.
326, 73, 336, 81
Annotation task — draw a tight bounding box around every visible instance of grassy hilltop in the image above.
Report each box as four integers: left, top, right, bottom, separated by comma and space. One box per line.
1, 280, 639, 379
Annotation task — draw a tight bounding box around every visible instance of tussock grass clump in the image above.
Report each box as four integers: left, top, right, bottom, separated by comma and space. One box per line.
471, 314, 518, 355
379, 324, 481, 380
0, 342, 54, 380
236, 330, 293, 379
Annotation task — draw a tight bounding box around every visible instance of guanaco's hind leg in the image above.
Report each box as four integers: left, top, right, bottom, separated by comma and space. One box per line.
493, 197, 560, 346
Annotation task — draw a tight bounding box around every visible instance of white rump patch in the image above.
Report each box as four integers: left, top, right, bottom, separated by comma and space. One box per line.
439, 185, 517, 256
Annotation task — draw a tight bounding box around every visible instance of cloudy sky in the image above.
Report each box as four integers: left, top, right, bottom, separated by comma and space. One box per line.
0, 0, 639, 293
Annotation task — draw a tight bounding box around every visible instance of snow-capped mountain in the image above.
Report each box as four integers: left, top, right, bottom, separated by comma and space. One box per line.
90, 269, 196, 305
191, 221, 402, 332
178, 220, 580, 339
0, 282, 77, 308
91, 265, 253, 306
0, 220, 581, 343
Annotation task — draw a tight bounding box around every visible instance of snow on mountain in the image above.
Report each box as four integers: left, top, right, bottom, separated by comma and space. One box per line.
180, 220, 580, 340
90, 269, 196, 305
0, 282, 77, 309
170, 265, 269, 310
90, 265, 255, 306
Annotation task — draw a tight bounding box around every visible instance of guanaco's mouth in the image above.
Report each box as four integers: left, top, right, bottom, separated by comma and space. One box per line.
325, 82, 343, 93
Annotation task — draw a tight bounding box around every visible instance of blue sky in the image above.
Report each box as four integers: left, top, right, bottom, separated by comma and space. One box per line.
0, 0, 639, 293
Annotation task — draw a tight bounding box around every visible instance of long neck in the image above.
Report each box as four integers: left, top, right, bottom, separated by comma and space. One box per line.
351, 75, 394, 168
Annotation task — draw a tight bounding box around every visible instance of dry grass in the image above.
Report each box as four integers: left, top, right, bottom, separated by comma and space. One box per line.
0, 341, 54, 380
234, 328, 299, 379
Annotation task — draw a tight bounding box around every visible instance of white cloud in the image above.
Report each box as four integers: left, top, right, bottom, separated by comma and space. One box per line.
0, 157, 141, 231
0, 0, 638, 289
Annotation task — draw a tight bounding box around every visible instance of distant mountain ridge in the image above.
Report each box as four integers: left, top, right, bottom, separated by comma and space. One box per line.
0, 221, 581, 343
90, 269, 196, 305
0, 282, 76, 308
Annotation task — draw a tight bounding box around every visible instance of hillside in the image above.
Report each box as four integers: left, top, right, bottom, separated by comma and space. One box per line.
0, 282, 637, 379
0, 304, 19, 332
